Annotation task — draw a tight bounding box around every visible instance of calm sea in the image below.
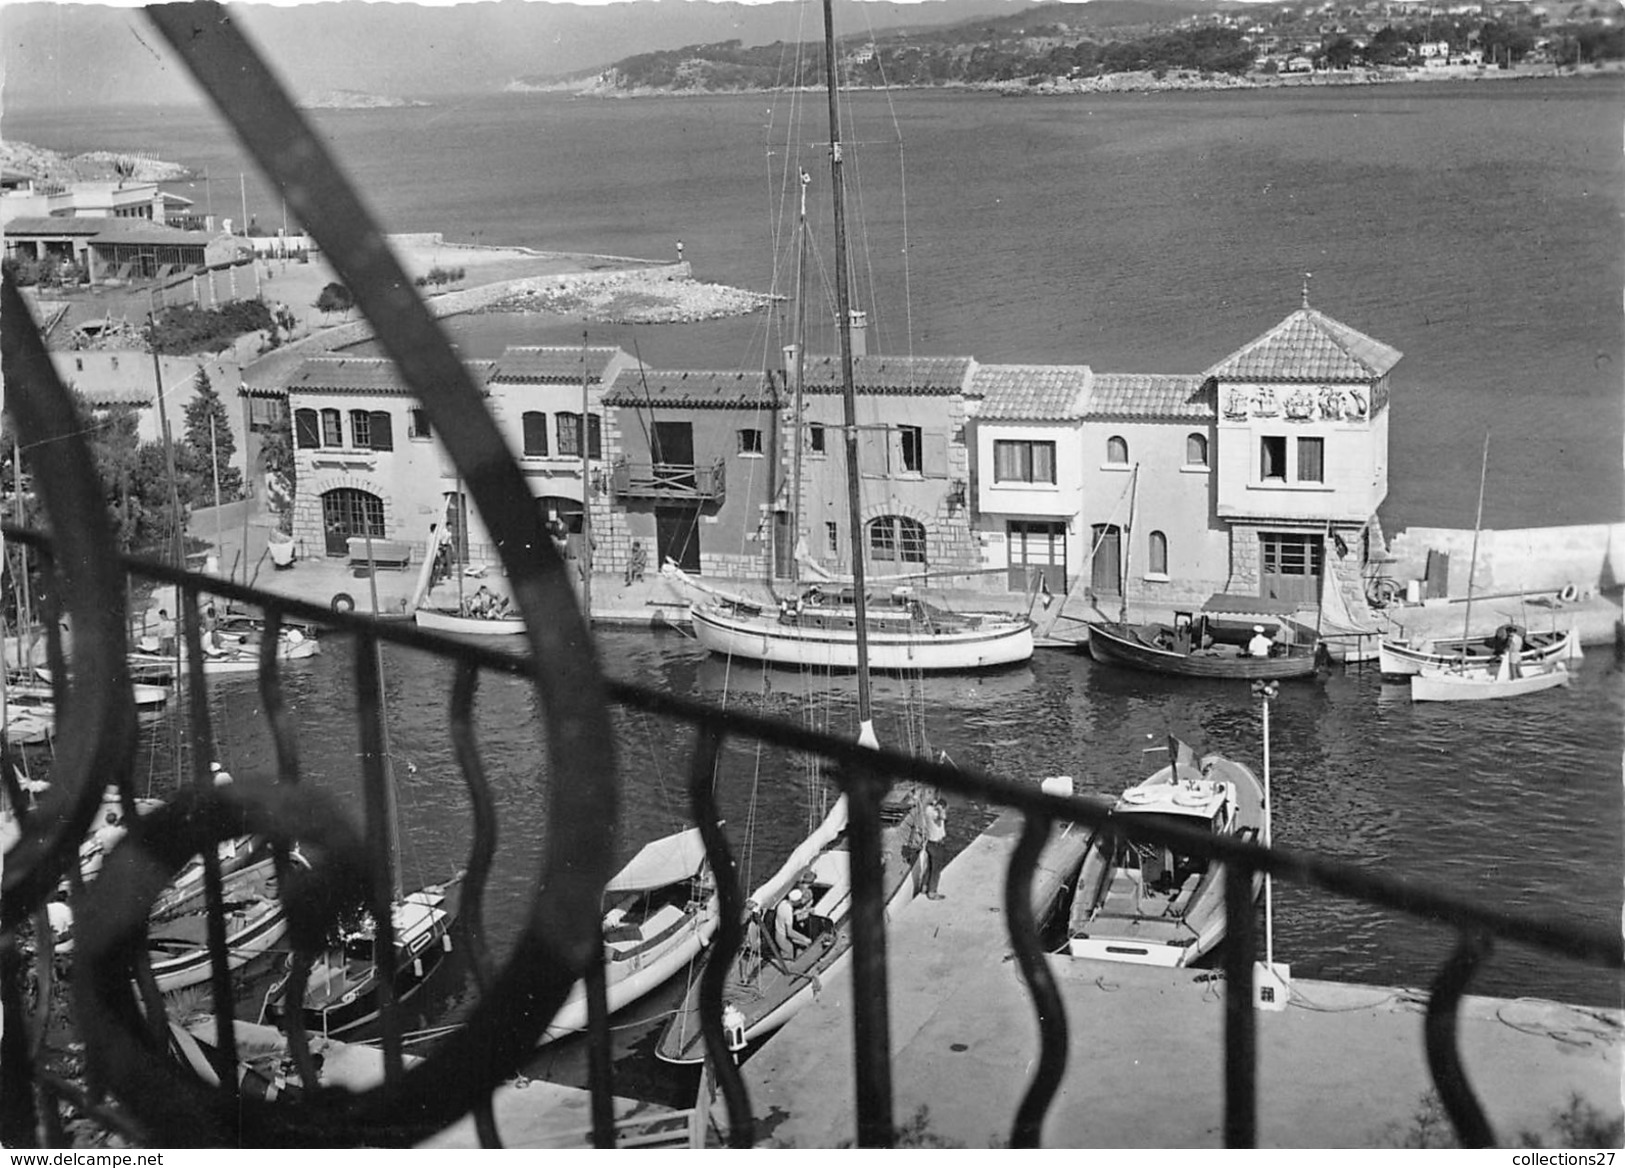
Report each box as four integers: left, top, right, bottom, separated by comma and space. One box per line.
7, 79, 1621, 530
7, 85, 1620, 1079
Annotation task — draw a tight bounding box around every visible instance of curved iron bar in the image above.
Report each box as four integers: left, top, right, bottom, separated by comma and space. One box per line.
685, 723, 752, 1148
446, 661, 504, 1148
23, 2, 625, 1146
0, 278, 139, 933
1003, 811, 1067, 1149
1425, 929, 1497, 1148
1222, 860, 1259, 1147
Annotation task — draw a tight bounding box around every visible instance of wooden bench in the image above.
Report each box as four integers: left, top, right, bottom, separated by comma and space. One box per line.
346, 536, 412, 569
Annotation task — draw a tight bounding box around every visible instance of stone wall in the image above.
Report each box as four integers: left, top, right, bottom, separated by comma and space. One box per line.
1385, 523, 1624, 598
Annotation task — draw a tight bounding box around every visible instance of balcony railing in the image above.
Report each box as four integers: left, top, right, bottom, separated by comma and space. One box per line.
611, 457, 726, 503
0, 4, 1619, 1152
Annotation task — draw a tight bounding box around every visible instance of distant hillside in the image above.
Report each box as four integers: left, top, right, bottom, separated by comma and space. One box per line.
1, 0, 1108, 109
300, 90, 431, 111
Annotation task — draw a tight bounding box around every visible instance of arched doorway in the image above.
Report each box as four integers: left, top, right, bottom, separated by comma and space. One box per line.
321, 488, 384, 556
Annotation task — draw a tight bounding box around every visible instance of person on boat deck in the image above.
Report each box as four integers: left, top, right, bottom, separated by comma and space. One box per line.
203, 604, 223, 653
94, 810, 125, 854
469, 585, 496, 617
155, 608, 177, 655
1501, 626, 1525, 678
774, 889, 813, 956
792, 873, 824, 941
1247, 625, 1273, 658
924, 798, 949, 900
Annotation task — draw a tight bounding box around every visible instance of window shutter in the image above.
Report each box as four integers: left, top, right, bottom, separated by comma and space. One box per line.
295, 409, 319, 449
923, 430, 949, 478
857, 427, 888, 476
370, 411, 393, 451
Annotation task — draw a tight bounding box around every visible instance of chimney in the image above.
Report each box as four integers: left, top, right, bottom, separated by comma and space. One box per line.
847, 309, 867, 358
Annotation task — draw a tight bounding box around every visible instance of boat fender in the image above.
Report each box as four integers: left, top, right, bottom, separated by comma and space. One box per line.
1558, 584, 1578, 604
413, 957, 423, 978
331, 592, 356, 614
442, 933, 453, 952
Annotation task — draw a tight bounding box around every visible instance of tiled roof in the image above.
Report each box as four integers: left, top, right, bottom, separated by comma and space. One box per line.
285, 357, 493, 396
972, 364, 1092, 420
488, 345, 623, 385
1205, 307, 1402, 383
1083, 373, 1214, 420
601, 369, 782, 409
4, 216, 105, 236
798, 354, 973, 395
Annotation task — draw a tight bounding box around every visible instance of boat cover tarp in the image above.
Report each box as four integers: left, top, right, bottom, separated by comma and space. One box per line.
748, 795, 850, 908
606, 826, 708, 894
1201, 593, 1304, 617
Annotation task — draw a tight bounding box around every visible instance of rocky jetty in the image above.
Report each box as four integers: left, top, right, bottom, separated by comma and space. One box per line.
480, 269, 775, 325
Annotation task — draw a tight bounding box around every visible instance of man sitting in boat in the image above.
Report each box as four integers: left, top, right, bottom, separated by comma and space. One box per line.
773, 889, 813, 957
1247, 625, 1273, 658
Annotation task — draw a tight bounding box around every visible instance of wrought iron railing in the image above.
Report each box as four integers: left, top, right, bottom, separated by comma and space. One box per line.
0, 2, 1619, 1151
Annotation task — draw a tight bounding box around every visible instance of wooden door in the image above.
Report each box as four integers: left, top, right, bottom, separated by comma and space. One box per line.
1260, 533, 1324, 604
1007, 520, 1067, 594
1090, 524, 1122, 596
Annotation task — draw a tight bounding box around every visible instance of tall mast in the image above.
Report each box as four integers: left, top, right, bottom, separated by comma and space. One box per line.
821, 4, 873, 738
1460, 430, 1490, 648
1119, 464, 1138, 625
580, 331, 594, 621
790, 168, 811, 589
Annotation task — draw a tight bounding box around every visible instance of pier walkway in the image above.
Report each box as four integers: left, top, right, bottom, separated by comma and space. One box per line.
733, 811, 1622, 1148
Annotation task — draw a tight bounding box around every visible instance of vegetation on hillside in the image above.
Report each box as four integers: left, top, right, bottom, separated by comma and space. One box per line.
146, 300, 275, 357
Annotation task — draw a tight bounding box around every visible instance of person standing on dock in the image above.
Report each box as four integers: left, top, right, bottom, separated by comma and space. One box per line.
924, 798, 948, 900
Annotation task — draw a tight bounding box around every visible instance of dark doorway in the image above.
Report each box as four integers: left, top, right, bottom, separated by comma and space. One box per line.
657, 505, 702, 573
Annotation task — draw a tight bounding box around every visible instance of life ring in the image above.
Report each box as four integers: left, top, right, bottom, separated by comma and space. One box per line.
1174, 787, 1210, 807
1121, 789, 1156, 805
330, 592, 356, 614
1557, 584, 1578, 604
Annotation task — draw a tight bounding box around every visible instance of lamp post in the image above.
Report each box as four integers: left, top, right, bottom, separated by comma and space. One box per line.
1250, 678, 1289, 1011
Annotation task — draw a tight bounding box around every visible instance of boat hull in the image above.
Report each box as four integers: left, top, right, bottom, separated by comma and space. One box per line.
690, 605, 1033, 672
1085, 622, 1319, 680
1378, 628, 1580, 677
1066, 752, 1264, 968
413, 607, 526, 637
1410, 662, 1571, 702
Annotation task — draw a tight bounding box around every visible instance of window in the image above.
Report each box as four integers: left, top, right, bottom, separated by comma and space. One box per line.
408, 408, 432, 440
868, 515, 926, 565
1260, 435, 1287, 481
294, 408, 320, 449
808, 423, 826, 455
250, 397, 284, 431
993, 439, 1056, 484
825, 521, 839, 554
899, 425, 923, 473
368, 411, 393, 452
350, 409, 371, 449
1297, 437, 1324, 483
320, 408, 342, 448
738, 428, 763, 455
522, 411, 548, 457
1148, 530, 1168, 576
1106, 436, 1129, 465
1186, 433, 1209, 467
557, 412, 602, 459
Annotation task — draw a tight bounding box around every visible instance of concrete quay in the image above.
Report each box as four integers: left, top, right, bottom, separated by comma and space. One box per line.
733, 811, 1623, 1149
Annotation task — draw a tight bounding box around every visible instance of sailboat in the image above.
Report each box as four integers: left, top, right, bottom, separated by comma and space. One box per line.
1408, 433, 1572, 702
412, 515, 525, 636
264, 548, 458, 1037
654, 25, 927, 1065
662, 144, 1032, 674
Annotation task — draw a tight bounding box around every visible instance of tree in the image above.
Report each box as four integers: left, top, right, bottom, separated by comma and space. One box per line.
181, 366, 243, 503
315, 282, 354, 318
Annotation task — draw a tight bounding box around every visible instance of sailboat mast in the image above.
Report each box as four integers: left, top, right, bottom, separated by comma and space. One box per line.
580, 330, 593, 620
790, 169, 811, 589
1460, 430, 1490, 647
821, 7, 873, 731
1119, 464, 1139, 625
362, 525, 403, 902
